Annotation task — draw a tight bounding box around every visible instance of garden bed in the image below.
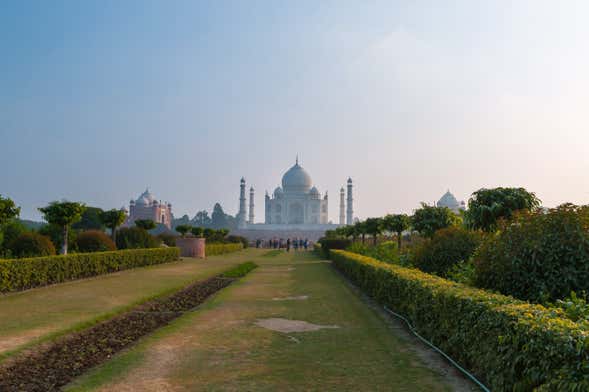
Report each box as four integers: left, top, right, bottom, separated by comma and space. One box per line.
0, 262, 257, 392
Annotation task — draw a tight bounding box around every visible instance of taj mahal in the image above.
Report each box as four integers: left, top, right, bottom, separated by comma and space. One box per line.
232, 159, 354, 241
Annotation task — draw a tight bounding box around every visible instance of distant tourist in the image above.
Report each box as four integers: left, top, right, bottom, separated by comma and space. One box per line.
303, 239, 308, 250
286, 238, 291, 252
293, 238, 299, 251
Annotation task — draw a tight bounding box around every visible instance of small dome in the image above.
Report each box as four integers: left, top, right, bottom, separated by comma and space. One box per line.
274, 187, 283, 198
310, 186, 319, 194
437, 190, 460, 209
282, 162, 312, 193
136, 188, 155, 206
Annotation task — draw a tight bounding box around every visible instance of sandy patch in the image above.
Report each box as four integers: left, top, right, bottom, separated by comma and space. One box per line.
0, 327, 54, 354
271, 295, 309, 301
255, 318, 339, 333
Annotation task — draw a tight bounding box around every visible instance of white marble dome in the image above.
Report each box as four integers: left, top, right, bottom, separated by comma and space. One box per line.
135, 189, 155, 206
437, 190, 461, 211
281, 162, 312, 193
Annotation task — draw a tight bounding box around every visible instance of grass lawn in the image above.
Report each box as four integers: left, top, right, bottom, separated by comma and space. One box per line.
0, 248, 256, 361
66, 250, 453, 391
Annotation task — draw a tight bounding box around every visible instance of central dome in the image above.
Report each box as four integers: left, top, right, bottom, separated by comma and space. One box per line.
282, 162, 312, 193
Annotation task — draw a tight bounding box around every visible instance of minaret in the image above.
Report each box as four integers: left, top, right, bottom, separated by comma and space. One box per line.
339, 187, 345, 225
346, 178, 354, 225
238, 178, 247, 228
265, 191, 270, 224
248, 187, 255, 224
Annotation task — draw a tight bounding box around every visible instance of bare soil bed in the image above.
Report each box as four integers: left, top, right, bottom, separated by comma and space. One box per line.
0, 276, 235, 392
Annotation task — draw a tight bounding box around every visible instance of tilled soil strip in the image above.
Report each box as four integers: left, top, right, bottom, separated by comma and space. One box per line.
0, 275, 235, 391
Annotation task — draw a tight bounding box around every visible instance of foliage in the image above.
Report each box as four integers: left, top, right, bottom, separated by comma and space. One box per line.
10, 232, 56, 258
329, 249, 589, 391
175, 224, 192, 237
412, 226, 482, 277
0, 220, 27, 254
319, 238, 351, 256
446, 260, 476, 286
474, 204, 589, 303
364, 217, 383, 245
0, 195, 20, 226
38, 201, 86, 255
99, 209, 127, 241
382, 214, 410, 250
226, 235, 249, 248
221, 261, 258, 278
206, 242, 243, 256
191, 226, 204, 237
72, 207, 105, 231
554, 292, 589, 322
347, 241, 399, 264
157, 233, 177, 247
211, 203, 229, 229
465, 187, 541, 232
115, 227, 160, 250
134, 219, 156, 231
38, 223, 78, 253
204, 228, 229, 242
76, 230, 116, 253
411, 203, 459, 238
0, 248, 179, 293
193, 210, 212, 227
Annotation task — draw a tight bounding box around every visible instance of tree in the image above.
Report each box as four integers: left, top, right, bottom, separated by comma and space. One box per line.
175, 224, 192, 237
465, 187, 541, 232
0, 195, 20, 226
382, 214, 410, 250
364, 217, 383, 245
100, 209, 127, 242
191, 226, 204, 237
135, 219, 156, 231
355, 221, 368, 244
203, 228, 215, 239
211, 203, 228, 229
412, 203, 459, 238
38, 201, 86, 254
193, 210, 212, 227
72, 206, 105, 231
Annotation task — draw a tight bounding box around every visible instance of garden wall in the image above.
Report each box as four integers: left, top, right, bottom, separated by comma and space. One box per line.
0, 248, 180, 293
329, 249, 589, 391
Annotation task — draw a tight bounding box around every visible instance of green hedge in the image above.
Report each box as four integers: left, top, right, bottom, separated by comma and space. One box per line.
329, 250, 589, 391
206, 242, 243, 256
0, 247, 180, 293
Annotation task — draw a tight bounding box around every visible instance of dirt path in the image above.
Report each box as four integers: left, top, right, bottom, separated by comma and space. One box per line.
67, 251, 477, 391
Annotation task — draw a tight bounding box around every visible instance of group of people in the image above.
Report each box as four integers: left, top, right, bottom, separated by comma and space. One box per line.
256, 238, 310, 251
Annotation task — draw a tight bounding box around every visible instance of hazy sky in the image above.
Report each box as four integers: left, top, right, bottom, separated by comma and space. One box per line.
2, 1, 589, 221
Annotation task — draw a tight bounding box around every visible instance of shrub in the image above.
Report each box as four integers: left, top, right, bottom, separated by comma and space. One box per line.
157, 233, 177, 247
412, 226, 481, 277
411, 203, 460, 238
329, 250, 589, 391
225, 235, 249, 248
76, 230, 116, 253
319, 238, 351, 255
346, 241, 399, 264
206, 242, 243, 256
116, 227, 160, 249
474, 204, 589, 303
0, 247, 179, 292
221, 261, 258, 278
10, 232, 56, 258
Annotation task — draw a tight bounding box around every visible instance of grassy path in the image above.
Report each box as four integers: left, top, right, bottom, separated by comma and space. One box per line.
0, 249, 255, 360
67, 250, 455, 391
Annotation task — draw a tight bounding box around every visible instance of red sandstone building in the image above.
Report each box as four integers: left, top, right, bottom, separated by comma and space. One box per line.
124, 188, 173, 229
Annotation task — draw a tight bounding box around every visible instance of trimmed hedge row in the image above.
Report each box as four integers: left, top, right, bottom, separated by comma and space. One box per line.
0, 248, 180, 293
329, 250, 589, 391
206, 242, 243, 256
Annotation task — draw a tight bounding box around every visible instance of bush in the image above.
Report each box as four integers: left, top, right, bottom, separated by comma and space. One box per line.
346, 241, 399, 264
0, 247, 179, 292
206, 242, 243, 256
10, 232, 56, 258
225, 235, 249, 248
319, 238, 351, 256
116, 227, 160, 250
329, 249, 589, 391
157, 233, 177, 247
474, 204, 589, 303
76, 230, 116, 253
412, 227, 481, 277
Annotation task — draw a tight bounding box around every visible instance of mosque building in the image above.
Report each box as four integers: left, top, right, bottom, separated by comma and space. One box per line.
232, 159, 354, 241
436, 190, 466, 213
124, 188, 174, 229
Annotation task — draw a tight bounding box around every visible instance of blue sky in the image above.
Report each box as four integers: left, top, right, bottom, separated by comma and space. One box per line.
2, 1, 589, 221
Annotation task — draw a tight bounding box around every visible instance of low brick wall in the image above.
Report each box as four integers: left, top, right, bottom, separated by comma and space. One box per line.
176, 237, 206, 258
